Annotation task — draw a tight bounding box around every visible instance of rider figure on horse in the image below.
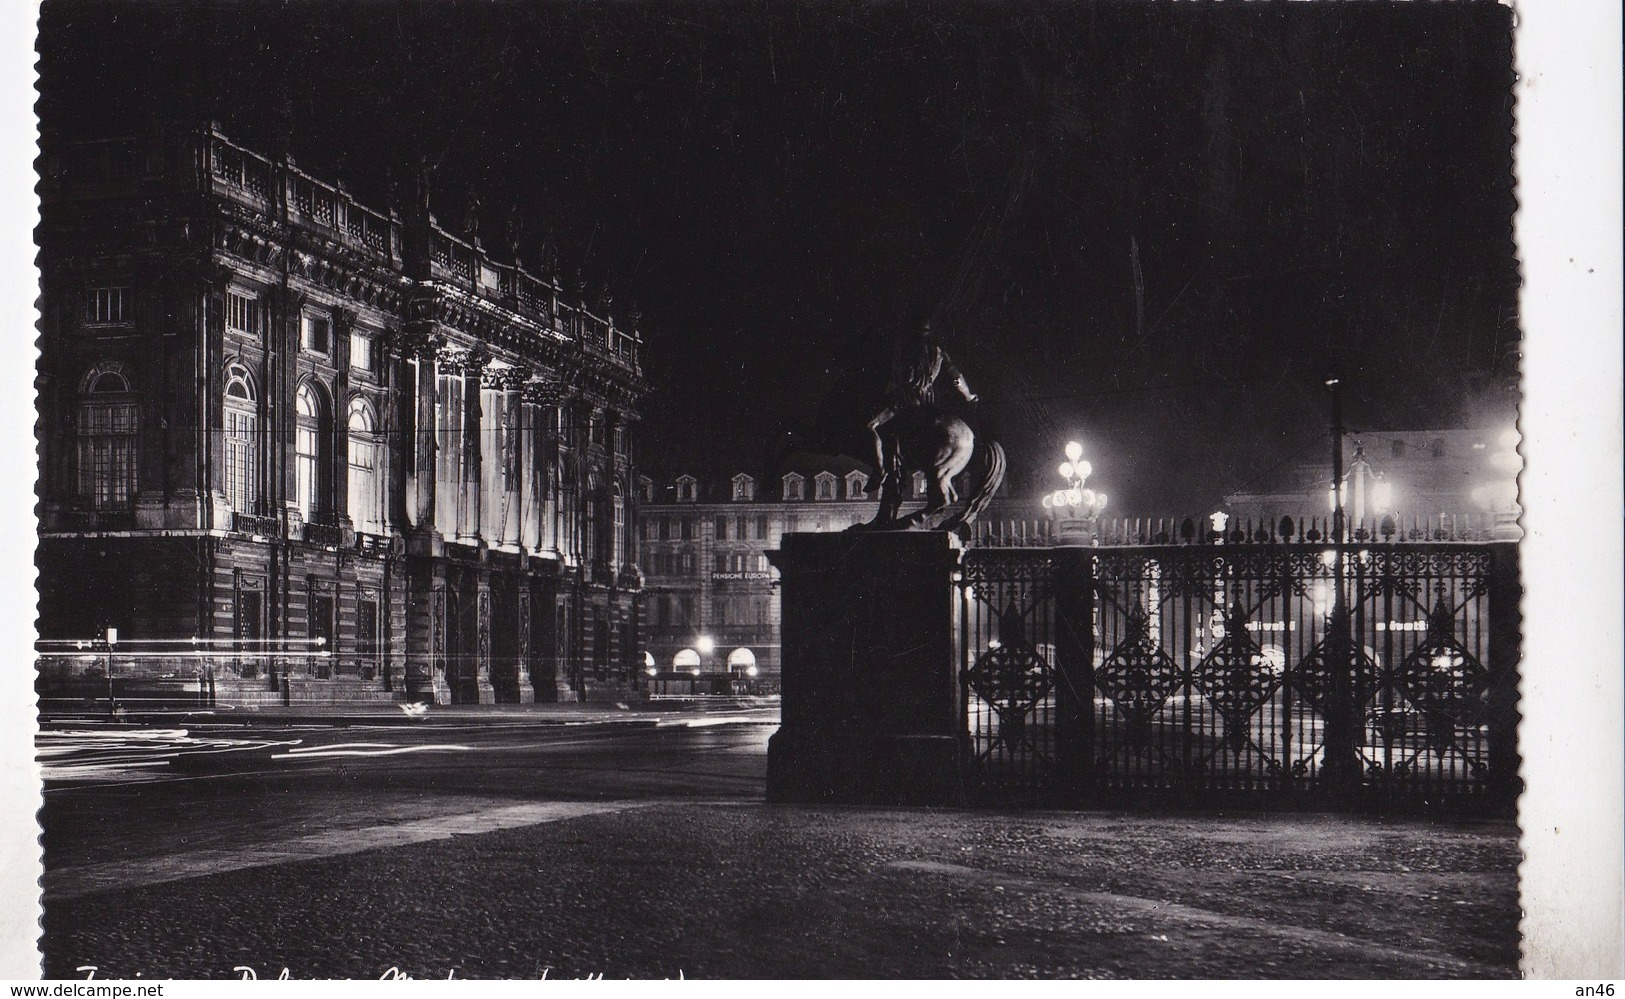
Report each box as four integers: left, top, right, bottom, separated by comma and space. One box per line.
866, 312, 978, 474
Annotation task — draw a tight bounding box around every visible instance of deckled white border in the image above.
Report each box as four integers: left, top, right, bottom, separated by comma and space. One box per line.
2, 0, 41, 982
0, 0, 1619, 982
1515, 0, 1625, 979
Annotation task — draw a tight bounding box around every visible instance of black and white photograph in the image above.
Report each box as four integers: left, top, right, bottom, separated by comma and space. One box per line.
6, 0, 1622, 982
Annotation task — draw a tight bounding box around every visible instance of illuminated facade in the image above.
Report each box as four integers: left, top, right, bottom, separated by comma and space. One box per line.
1222, 428, 1522, 539
36, 124, 647, 706
638, 459, 894, 688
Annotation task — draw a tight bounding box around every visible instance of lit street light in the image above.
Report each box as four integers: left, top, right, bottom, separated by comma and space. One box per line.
1043, 440, 1108, 542
1327, 441, 1398, 529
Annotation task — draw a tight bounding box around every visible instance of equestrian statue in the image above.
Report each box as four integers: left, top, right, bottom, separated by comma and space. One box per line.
861, 314, 1005, 531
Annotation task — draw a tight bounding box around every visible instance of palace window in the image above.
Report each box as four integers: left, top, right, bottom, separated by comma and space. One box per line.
911, 471, 928, 499
815, 472, 837, 501
731, 474, 755, 501
845, 471, 868, 499
302, 314, 332, 356
782, 473, 804, 501
84, 286, 130, 327
308, 588, 335, 651
356, 599, 380, 664
235, 589, 262, 649
347, 397, 383, 534
676, 475, 698, 503
223, 364, 259, 514
612, 484, 626, 569
76, 366, 138, 510
714, 515, 728, 541
295, 382, 332, 522
226, 291, 264, 339
350, 329, 373, 373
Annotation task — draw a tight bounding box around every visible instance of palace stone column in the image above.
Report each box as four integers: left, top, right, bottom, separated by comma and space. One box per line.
461, 347, 489, 543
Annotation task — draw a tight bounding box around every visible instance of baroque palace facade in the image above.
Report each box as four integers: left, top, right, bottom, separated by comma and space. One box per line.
37, 124, 647, 706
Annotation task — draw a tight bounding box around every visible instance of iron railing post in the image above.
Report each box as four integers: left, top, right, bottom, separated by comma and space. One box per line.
1054, 546, 1096, 798
1319, 368, 1362, 802
1487, 542, 1523, 807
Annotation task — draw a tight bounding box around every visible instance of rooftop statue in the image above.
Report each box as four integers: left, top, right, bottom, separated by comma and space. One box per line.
861, 314, 1005, 531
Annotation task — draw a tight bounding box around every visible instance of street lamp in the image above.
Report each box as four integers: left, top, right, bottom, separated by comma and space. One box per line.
1043, 440, 1108, 542
104, 627, 118, 720
696, 634, 716, 680
1327, 441, 1399, 528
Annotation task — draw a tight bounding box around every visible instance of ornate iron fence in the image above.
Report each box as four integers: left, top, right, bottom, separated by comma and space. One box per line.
958, 541, 1520, 811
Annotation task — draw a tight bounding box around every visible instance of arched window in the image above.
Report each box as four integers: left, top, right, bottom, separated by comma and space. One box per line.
347, 397, 383, 534
77, 364, 138, 510
223, 363, 259, 514
612, 481, 626, 569
295, 381, 332, 522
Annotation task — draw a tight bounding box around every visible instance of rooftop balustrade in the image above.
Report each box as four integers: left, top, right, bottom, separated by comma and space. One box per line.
206, 130, 400, 264
423, 220, 641, 372
54, 124, 644, 374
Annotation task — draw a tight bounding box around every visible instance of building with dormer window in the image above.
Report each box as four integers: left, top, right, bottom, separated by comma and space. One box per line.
639, 455, 884, 690
36, 124, 648, 706
844, 470, 868, 500
814, 471, 837, 501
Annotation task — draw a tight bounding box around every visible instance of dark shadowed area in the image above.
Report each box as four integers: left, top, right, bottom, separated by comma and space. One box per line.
37, 0, 1520, 510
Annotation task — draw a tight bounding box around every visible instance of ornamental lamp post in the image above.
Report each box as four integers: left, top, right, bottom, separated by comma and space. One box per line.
105, 626, 118, 720
1043, 440, 1108, 543
1327, 440, 1398, 535
1321, 369, 1359, 797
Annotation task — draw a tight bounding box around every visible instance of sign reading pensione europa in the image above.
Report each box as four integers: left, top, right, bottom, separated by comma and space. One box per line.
711, 571, 773, 581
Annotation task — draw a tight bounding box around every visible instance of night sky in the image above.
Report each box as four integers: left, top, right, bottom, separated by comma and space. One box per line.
37, 1, 1520, 512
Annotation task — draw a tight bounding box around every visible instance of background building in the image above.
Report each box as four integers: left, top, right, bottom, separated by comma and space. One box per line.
36, 124, 647, 706
639, 457, 915, 691
1222, 427, 1522, 540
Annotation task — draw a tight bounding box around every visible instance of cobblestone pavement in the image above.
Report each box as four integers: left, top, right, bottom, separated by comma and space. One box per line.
42, 802, 1519, 980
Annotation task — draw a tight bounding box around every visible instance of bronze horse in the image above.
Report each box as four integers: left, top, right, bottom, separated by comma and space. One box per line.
866, 406, 1005, 531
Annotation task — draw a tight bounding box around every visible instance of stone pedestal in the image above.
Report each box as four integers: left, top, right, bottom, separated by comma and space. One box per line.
766, 531, 967, 806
